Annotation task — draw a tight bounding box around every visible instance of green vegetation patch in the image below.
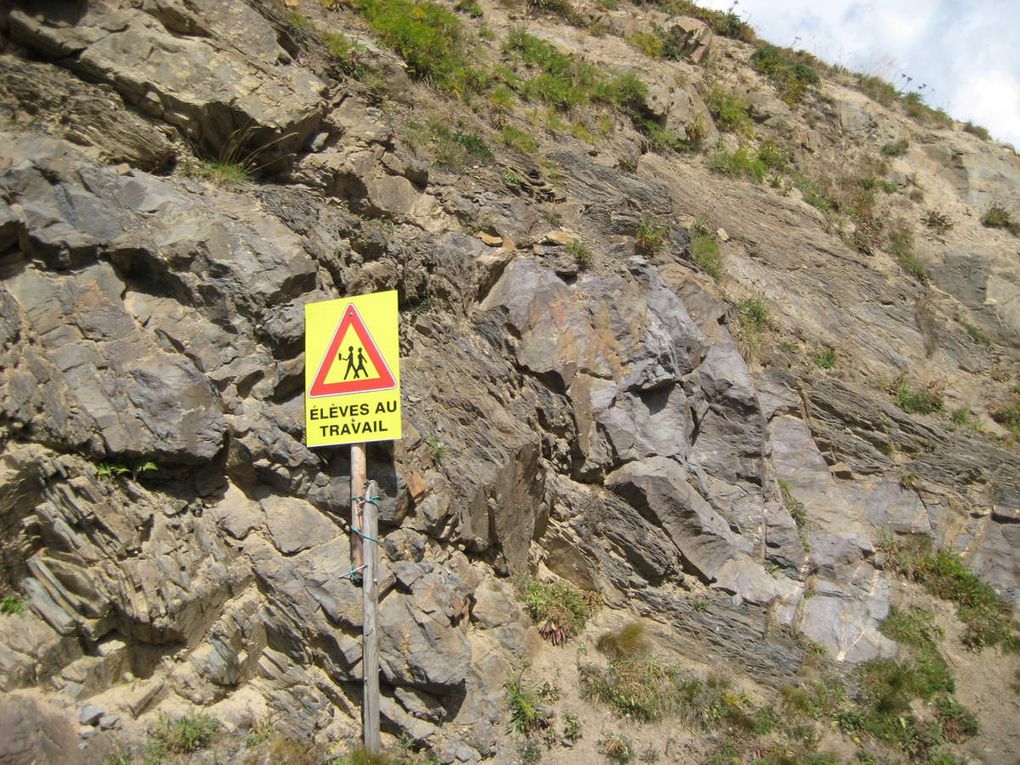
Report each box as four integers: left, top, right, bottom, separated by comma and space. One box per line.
641, 119, 699, 154
405, 119, 493, 168
963, 321, 991, 345
708, 146, 767, 182
1, 594, 25, 616
598, 733, 634, 763
888, 219, 928, 283
351, 0, 484, 93
667, 1, 756, 42
196, 161, 250, 185
596, 621, 649, 658
736, 297, 768, 330
778, 478, 806, 527
689, 234, 722, 281
879, 607, 954, 698
991, 388, 1020, 438
856, 74, 899, 106
812, 346, 836, 370
499, 125, 539, 155
506, 669, 558, 737
880, 534, 1020, 651
323, 32, 369, 78
963, 121, 990, 140
704, 84, 752, 133
901, 92, 953, 128
627, 30, 664, 59
981, 202, 1019, 235
520, 579, 599, 644
891, 381, 943, 415
881, 138, 909, 157
566, 239, 593, 270
635, 217, 668, 255
580, 659, 680, 723
149, 713, 220, 759
503, 29, 647, 114
750, 44, 819, 104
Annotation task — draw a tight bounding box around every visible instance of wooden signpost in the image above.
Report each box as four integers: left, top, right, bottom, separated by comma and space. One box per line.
305, 290, 401, 754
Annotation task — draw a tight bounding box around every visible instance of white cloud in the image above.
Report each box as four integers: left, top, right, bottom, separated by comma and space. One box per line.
952, 71, 1020, 146
692, 0, 1020, 146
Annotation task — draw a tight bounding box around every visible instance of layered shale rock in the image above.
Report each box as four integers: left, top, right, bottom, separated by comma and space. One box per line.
1, 0, 1019, 763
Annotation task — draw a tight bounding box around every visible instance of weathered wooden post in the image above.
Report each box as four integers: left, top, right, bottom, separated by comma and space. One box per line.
361, 477, 381, 754
304, 291, 401, 756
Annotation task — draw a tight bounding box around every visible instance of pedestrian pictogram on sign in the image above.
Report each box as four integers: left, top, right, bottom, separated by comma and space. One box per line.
309, 303, 396, 397
305, 290, 401, 448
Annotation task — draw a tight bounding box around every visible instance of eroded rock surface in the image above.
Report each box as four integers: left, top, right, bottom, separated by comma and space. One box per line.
1, 0, 1019, 762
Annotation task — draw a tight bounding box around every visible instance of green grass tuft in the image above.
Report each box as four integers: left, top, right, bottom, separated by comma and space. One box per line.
521, 579, 599, 644
567, 240, 593, 270
901, 91, 953, 128
1, 595, 25, 616
196, 161, 250, 186
891, 381, 942, 414
880, 534, 1020, 651
981, 202, 1019, 235
812, 347, 836, 369
963, 321, 990, 345
149, 713, 220, 757
705, 84, 752, 133
689, 235, 722, 281
708, 147, 767, 182
596, 622, 648, 658
351, 0, 486, 93
635, 218, 668, 255
505, 668, 557, 737
323, 32, 368, 78
887, 219, 928, 283
881, 138, 909, 157
750, 44, 819, 104
963, 121, 990, 140
778, 478, 806, 527
992, 390, 1020, 438
499, 125, 539, 155
666, 1, 756, 42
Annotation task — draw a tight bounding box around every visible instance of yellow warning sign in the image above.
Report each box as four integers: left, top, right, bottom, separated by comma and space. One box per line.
305, 290, 401, 447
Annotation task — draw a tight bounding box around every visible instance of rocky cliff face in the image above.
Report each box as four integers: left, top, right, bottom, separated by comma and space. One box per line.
0, 1, 1018, 763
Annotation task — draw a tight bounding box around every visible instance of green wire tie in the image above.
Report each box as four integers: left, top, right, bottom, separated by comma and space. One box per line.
348, 494, 382, 582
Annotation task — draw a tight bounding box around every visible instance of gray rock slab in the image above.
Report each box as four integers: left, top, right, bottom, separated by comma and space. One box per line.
262, 497, 337, 555
606, 456, 747, 581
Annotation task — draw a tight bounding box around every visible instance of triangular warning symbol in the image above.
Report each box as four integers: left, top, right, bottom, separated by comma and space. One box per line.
309, 303, 396, 397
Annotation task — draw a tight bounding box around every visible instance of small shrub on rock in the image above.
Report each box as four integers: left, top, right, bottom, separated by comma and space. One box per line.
689, 235, 722, 280
705, 83, 752, 134
149, 712, 220, 757
596, 621, 648, 657
751, 44, 819, 104
506, 669, 557, 736
708, 147, 767, 182
635, 217, 668, 255
1, 595, 25, 616
881, 138, 909, 157
981, 202, 1019, 235
521, 579, 599, 644
890, 380, 942, 414
963, 121, 990, 140
880, 534, 1020, 651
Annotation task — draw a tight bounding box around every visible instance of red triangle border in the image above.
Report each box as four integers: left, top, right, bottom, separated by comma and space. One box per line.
309, 302, 396, 397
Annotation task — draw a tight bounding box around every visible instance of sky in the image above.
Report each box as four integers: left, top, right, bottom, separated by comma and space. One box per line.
695, 0, 1020, 148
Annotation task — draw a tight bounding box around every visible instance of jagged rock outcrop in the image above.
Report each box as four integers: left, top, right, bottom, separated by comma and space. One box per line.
1, 0, 1019, 763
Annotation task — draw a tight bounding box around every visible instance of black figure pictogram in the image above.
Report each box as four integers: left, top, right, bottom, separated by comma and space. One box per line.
353, 347, 369, 380
338, 345, 360, 380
